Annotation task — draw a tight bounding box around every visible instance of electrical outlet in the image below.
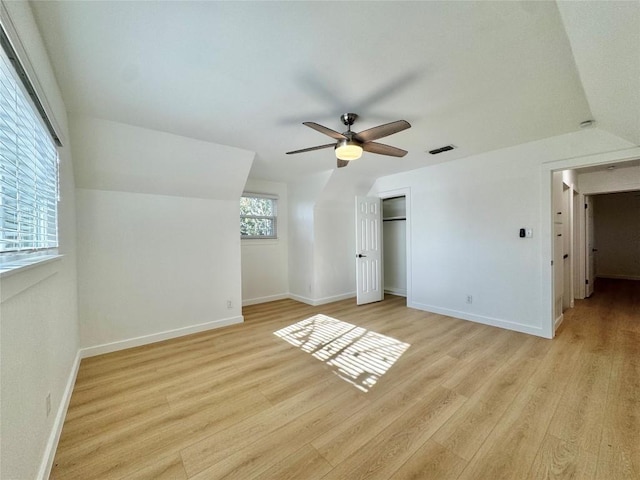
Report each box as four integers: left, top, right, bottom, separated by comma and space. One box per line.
46, 393, 51, 417
466, 295, 473, 304
226, 300, 233, 309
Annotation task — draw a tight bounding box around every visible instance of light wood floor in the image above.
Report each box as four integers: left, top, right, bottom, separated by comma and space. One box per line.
51, 278, 640, 479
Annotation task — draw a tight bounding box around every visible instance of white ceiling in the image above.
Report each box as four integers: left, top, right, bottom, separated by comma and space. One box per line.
30, 1, 638, 184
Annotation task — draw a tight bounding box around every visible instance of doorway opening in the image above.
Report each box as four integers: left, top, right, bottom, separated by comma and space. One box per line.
382, 196, 407, 303
585, 191, 640, 296
548, 158, 640, 336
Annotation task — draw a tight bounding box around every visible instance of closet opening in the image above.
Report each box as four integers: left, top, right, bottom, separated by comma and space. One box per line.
382, 195, 407, 304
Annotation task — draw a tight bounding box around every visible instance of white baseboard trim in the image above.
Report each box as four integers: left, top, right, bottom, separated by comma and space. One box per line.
384, 288, 407, 297
287, 293, 313, 305
38, 350, 81, 480
242, 293, 289, 306
80, 315, 244, 358
408, 301, 549, 338
555, 313, 564, 331
596, 274, 640, 281
288, 291, 356, 306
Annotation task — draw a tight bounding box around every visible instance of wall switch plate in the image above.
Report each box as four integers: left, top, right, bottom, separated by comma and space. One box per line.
526, 228, 533, 238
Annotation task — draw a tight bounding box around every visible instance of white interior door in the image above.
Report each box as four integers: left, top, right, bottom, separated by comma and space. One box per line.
585, 195, 596, 297
356, 196, 383, 305
554, 223, 564, 321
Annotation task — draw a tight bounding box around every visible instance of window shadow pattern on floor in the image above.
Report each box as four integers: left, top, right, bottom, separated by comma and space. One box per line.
274, 314, 410, 392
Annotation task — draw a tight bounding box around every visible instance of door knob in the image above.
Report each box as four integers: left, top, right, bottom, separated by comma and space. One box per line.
357, 254, 367, 258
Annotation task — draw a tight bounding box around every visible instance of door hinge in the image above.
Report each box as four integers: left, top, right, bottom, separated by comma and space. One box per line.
551, 260, 554, 266
585, 203, 588, 209
585, 279, 589, 284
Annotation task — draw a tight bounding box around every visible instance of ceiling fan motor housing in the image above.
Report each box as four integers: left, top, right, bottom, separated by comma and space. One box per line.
341, 113, 358, 127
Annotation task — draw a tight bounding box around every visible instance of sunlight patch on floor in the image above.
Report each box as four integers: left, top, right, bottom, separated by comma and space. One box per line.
274, 314, 410, 392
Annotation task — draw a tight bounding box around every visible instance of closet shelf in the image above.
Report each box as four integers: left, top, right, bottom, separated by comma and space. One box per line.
383, 216, 406, 222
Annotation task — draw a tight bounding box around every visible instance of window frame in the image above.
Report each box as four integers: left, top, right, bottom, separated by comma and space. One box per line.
240, 192, 278, 240
0, 22, 61, 261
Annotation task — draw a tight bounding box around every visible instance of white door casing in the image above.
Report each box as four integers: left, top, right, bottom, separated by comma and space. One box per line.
561, 184, 574, 311
356, 196, 383, 305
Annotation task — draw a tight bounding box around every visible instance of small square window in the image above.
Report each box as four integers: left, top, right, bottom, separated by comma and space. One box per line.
240, 194, 277, 239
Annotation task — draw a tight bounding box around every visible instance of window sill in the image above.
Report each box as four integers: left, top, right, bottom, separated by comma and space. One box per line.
241, 238, 279, 246
0, 253, 63, 278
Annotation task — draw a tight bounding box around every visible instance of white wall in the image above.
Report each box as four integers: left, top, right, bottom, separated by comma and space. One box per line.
313, 205, 356, 301
71, 117, 254, 352
562, 169, 578, 189
287, 171, 331, 302
310, 169, 375, 303
286, 168, 369, 305
579, 162, 640, 194
383, 220, 407, 295
373, 155, 543, 335
593, 191, 640, 280
241, 178, 289, 305
76, 189, 244, 350
71, 117, 253, 200
0, 2, 78, 479
370, 128, 635, 338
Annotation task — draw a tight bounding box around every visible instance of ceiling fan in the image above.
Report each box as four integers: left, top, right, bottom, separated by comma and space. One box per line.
286, 113, 411, 168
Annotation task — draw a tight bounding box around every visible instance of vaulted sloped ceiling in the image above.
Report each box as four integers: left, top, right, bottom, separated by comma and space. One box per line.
557, 1, 640, 146
30, 1, 638, 183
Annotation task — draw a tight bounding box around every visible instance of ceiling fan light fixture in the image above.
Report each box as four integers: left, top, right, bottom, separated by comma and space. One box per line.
335, 140, 363, 161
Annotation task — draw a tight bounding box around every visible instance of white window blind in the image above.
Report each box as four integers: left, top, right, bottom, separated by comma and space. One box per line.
0, 44, 58, 253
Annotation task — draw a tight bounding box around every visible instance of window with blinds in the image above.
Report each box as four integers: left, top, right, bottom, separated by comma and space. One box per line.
0, 44, 58, 253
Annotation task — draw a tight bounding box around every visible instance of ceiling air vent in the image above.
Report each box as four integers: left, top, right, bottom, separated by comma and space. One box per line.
428, 145, 455, 155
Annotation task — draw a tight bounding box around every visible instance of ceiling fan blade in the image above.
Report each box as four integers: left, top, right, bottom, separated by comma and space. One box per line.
303, 122, 347, 140
286, 143, 335, 155
362, 142, 408, 157
354, 120, 411, 143
337, 159, 349, 168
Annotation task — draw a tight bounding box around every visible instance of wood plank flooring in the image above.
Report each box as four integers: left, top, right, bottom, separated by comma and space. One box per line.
50, 278, 640, 479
